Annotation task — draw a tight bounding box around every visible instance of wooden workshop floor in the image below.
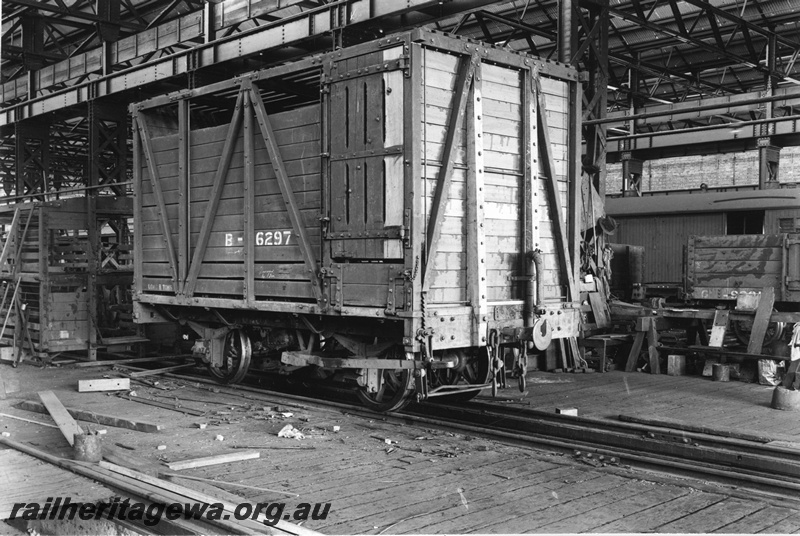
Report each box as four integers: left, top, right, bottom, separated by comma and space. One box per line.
1, 363, 799, 534
488, 369, 800, 445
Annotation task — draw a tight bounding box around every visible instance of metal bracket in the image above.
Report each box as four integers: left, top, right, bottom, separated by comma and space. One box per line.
327, 229, 404, 239
403, 209, 412, 248
328, 145, 403, 162
320, 266, 341, 311
327, 55, 409, 82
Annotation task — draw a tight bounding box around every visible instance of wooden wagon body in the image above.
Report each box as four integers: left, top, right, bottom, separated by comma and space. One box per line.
686, 233, 800, 303
132, 30, 583, 406
0, 197, 140, 360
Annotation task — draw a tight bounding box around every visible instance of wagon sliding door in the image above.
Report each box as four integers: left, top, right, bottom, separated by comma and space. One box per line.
323, 47, 408, 309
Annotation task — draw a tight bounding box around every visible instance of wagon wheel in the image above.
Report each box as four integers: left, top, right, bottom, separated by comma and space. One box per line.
429, 347, 491, 402
732, 312, 785, 348
356, 346, 414, 412
208, 329, 252, 384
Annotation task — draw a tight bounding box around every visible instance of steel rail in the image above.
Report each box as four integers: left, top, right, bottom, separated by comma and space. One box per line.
405, 402, 800, 489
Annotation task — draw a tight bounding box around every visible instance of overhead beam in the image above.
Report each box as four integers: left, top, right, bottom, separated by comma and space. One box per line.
1, 45, 65, 63
4, 0, 142, 30
39, 15, 95, 32
2, 0, 504, 124
599, 85, 800, 127
608, 5, 800, 84
607, 113, 800, 154
678, 0, 800, 51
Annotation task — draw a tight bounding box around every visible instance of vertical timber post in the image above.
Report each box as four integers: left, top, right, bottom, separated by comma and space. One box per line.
243, 87, 256, 305
569, 73, 583, 297
177, 98, 189, 294
131, 110, 146, 356
407, 42, 425, 355
466, 62, 488, 347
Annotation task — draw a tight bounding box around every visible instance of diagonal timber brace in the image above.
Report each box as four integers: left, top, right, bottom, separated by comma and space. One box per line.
247, 80, 324, 306
183, 90, 245, 298
136, 115, 180, 291
423, 54, 477, 291
535, 76, 577, 302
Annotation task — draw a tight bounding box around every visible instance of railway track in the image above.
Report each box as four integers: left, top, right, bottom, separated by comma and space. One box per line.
135, 366, 800, 501
404, 401, 800, 497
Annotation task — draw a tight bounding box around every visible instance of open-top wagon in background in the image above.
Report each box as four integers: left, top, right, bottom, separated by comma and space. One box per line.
131, 29, 584, 411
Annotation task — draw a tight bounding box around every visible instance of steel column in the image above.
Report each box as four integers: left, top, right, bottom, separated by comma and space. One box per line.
14, 117, 50, 199
88, 100, 128, 197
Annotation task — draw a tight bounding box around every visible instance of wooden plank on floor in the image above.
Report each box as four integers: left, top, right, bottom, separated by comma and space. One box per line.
709, 309, 730, 348
626, 332, 645, 372
77, 378, 130, 392
748, 287, 775, 354
0, 450, 113, 519
339, 454, 562, 507
657, 497, 767, 533
754, 511, 800, 533
319, 463, 581, 533
38, 390, 83, 446
588, 292, 610, 328
16, 400, 164, 433
98, 461, 317, 536
535, 481, 692, 533
711, 505, 796, 533
411, 473, 630, 534
167, 451, 260, 471
503, 475, 648, 532
591, 491, 727, 533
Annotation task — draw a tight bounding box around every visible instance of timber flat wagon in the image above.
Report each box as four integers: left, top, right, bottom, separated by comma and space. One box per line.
131, 29, 583, 411
686, 233, 800, 303
609, 188, 800, 349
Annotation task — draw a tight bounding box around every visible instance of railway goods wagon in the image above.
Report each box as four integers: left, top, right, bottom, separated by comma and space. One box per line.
0, 197, 138, 361
131, 29, 583, 411
686, 233, 800, 303
683, 232, 800, 347
607, 188, 800, 299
